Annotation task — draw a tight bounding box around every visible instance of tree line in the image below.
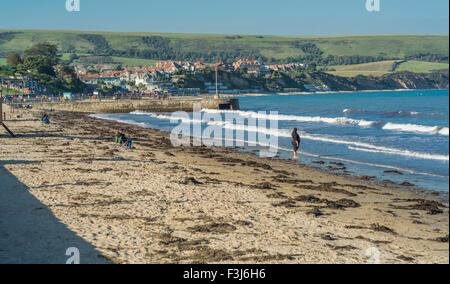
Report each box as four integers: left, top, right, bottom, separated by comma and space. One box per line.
4, 43, 84, 93
55, 34, 449, 66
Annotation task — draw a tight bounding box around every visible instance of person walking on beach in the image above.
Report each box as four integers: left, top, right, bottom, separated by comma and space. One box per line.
292, 128, 301, 160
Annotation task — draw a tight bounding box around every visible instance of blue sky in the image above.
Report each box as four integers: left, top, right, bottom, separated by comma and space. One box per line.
0, 0, 448, 35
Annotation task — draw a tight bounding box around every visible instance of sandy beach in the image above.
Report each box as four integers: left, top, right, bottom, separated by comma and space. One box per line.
0, 104, 448, 264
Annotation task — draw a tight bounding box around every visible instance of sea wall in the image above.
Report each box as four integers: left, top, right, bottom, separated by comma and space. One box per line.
31, 98, 240, 113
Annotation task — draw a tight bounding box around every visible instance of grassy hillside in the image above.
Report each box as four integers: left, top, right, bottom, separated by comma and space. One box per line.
395, 61, 449, 73
0, 30, 448, 65
326, 60, 400, 77
0, 58, 5, 66
326, 60, 450, 77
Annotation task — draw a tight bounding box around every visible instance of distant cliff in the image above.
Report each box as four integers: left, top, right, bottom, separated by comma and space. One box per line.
293, 70, 449, 91
351, 70, 449, 91
183, 70, 449, 92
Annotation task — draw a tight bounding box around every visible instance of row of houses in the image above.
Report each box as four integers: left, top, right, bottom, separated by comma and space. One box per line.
232, 60, 305, 74
77, 59, 309, 93
79, 59, 305, 79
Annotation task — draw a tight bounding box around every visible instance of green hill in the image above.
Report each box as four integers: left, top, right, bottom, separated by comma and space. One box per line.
325, 60, 449, 77
395, 61, 449, 73
0, 30, 448, 66
326, 60, 400, 77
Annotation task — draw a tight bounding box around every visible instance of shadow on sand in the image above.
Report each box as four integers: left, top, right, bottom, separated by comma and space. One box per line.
3, 132, 153, 145
0, 160, 112, 264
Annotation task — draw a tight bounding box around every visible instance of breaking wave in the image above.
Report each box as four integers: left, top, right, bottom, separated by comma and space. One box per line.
202, 109, 449, 136
127, 111, 449, 162
343, 108, 444, 118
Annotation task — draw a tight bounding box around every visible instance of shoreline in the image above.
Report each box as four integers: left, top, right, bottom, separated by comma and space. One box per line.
90, 112, 449, 200
1, 104, 448, 264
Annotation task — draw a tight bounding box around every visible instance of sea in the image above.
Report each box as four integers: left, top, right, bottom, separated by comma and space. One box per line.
91, 89, 449, 193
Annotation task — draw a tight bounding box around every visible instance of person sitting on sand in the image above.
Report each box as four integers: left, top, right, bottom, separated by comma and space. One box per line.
115, 129, 132, 149
124, 134, 133, 149
115, 129, 126, 144
292, 128, 301, 160
41, 114, 51, 124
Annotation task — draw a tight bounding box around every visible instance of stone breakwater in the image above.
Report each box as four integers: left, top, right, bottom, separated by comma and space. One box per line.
31, 98, 240, 113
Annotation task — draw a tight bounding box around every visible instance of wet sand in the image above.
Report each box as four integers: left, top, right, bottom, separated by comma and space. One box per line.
0, 104, 448, 264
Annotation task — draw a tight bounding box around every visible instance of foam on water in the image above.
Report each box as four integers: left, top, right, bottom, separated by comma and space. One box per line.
343, 108, 444, 118
202, 109, 449, 136
90, 113, 152, 128
90, 90, 450, 192
127, 110, 449, 162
